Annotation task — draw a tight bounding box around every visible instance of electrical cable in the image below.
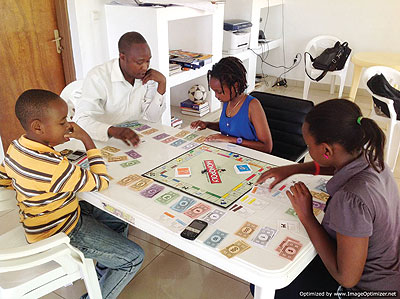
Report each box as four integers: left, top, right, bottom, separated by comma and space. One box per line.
250, 0, 301, 87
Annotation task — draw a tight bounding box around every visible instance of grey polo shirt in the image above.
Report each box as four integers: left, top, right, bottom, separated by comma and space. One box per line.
322, 155, 400, 292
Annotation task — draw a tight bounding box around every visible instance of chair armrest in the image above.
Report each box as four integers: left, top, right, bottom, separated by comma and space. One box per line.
0, 232, 70, 261
295, 149, 309, 163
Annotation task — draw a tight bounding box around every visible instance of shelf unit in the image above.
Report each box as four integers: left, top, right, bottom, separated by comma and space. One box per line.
224, 0, 284, 91
104, 4, 224, 126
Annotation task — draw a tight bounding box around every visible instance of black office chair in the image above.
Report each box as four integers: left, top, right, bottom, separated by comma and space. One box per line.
250, 91, 314, 162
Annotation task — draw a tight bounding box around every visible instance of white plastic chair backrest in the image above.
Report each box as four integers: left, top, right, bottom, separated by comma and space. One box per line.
362, 66, 400, 120
60, 80, 84, 120
0, 189, 17, 212
304, 35, 344, 69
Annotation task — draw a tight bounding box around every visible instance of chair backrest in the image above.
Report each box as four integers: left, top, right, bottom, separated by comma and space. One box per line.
362, 66, 400, 120
304, 35, 345, 69
60, 80, 84, 120
0, 188, 102, 298
0, 189, 17, 212
250, 92, 314, 162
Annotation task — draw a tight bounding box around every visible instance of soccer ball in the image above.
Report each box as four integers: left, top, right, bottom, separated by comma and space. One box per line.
188, 84, 207, 104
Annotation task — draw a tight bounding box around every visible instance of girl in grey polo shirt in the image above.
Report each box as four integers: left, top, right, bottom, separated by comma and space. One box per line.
258, 99, 400, 297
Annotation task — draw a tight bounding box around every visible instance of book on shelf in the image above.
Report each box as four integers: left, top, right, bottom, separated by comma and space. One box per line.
180, 99, 209, 110
171, 115, 183, 128
169, 49, 213, 69
169, 64, 183, 75
181, 109, 209, 117
180, 106, 209, 113
169, 56, 202, 69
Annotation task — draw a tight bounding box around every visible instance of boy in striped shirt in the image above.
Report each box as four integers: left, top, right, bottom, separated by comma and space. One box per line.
0, 89, 144, 299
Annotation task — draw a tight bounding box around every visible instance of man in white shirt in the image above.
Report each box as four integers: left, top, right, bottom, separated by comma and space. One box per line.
74, 31, 166, 146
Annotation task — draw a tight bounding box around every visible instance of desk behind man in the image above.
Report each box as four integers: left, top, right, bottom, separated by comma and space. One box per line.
74, 31, 166, 146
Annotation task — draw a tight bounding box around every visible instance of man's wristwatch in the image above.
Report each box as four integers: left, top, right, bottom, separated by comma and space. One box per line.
236, 137, 243, 145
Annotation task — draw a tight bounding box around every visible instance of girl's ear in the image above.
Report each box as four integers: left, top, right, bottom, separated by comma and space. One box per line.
30, 119, 44, 136
321, 143, 334, 159
230, 82, 239, 98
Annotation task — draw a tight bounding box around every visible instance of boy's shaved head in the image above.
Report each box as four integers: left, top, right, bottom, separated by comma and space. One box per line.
15, 89, 61, 130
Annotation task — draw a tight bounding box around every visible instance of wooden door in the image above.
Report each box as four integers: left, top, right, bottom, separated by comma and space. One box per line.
0, 0, 66, 151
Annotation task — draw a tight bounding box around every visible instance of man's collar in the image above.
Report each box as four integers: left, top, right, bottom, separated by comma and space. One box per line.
111, 59, 126, 83
110, 59, 144, 87
326, 154, 369, 196
19, 135, 60, 155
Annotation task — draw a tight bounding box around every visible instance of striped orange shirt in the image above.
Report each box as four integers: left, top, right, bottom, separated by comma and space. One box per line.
0, 136, 109, 243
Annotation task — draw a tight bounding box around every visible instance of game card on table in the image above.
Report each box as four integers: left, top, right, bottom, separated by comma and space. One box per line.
220, 240, 250, 258
235, 221, 258, 239
140, 184, 165, 198
117, 174, 141, 186
129, 177, 154, 191
204, 229, 228, 248
184, 202, 211, 218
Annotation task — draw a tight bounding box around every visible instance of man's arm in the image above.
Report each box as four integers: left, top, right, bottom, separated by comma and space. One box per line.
141, 69, 167, 122
73, 74, 113, 142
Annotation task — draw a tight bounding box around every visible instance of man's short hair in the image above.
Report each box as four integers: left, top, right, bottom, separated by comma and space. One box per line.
118, 31, 148, 54
15, 89, 61, 130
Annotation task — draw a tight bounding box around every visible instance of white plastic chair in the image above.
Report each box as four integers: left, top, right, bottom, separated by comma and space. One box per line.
303, 35, 350, 100
362, 66, 400, 172
60, 80, 83, 120
0, 189, 102, 298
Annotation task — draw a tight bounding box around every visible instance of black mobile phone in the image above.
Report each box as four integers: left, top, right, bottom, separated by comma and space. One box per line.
67, 150, 86, 162
180, 219, 208, 240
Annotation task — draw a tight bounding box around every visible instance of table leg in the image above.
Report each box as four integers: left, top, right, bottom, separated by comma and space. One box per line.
348, 65, 363, 101
254, 285, 275, 299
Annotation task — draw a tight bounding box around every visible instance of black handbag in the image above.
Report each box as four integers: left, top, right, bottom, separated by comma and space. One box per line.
304, 41, 352, 82
367, 73, 400, 120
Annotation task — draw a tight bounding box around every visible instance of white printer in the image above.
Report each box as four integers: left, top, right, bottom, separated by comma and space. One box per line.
223, 19, 252, 55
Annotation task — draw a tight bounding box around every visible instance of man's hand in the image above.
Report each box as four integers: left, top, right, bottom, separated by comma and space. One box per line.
108, 126, 140, 146
142, 69, 166, 95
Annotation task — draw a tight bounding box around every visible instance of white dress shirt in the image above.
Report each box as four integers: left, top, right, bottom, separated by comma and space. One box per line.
74, 59, 166, 141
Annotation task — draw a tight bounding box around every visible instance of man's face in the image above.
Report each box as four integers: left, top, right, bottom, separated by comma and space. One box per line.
120, 43, 151, 80
41, 99, 71, 147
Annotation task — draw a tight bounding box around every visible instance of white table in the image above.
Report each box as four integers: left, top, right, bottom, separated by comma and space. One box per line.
62, 122, 326, 299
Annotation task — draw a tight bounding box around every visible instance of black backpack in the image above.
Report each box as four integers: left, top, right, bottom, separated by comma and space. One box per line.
304, 41, 352, 82
367, 73, 400, 120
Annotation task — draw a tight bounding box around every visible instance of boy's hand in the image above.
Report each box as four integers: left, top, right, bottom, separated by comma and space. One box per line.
108, 126, 140, 147
142, 69, 166, 95
65, 122, 95, 150
286, 182, 314, 222
191, 120, 207, 130
65, 122, 90, 141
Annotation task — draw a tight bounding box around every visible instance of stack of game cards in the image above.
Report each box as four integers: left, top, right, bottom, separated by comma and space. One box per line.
175, 167, 191, 178
234, 164, 252, 174
276, 237, 303, 261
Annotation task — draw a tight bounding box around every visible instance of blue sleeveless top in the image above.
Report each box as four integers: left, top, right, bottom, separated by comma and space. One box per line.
219, 95, 258, 141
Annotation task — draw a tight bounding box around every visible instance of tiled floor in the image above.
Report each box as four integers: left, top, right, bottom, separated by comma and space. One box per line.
3, 82, 400, 299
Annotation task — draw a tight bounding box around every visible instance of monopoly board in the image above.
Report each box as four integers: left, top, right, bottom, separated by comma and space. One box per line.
143, 144, 276, 208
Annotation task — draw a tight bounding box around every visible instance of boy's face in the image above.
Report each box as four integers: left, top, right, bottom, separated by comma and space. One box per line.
40, 99, 71, 147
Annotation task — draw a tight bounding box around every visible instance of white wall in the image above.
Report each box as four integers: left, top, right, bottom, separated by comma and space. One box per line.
259, 0, 400, 87
67, 0, 109, 79
68, 0, 400, 88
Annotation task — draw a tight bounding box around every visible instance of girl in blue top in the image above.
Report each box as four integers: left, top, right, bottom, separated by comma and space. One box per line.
191, 57, 273, 153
